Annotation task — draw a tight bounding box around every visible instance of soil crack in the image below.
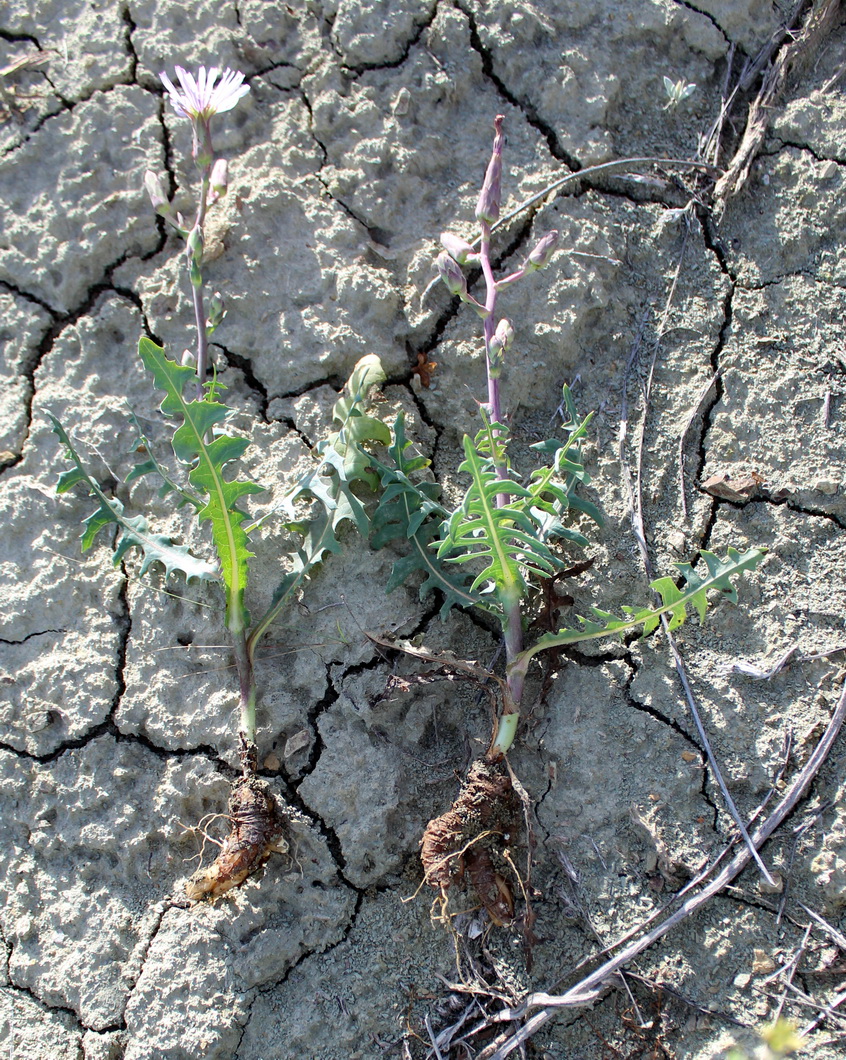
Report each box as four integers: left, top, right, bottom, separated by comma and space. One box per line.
455, 0, 581, 171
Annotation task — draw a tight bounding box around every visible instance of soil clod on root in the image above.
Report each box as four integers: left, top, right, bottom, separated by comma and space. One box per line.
420, 757, 520, 925
185, 774, 288, 901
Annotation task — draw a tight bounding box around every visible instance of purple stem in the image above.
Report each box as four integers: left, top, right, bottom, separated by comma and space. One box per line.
477, 205, 524, 719
478, 220, 506, 481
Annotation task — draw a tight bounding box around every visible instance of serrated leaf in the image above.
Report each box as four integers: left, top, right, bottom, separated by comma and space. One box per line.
510, 547, 767, 682
125, 409, 203, 511
246, 356, 389, 655
436, 431, 563, 604
369, 412, 481, 618
48, 412, 218, 583
138, 337, 263, 634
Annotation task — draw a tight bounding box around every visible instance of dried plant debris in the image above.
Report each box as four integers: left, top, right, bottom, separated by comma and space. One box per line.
185, 775, 288, 901
420, 757, 520, 926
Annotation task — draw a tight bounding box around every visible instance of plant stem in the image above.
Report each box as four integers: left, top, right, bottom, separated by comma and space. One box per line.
478, 207, 524, 756
189, 172, 210, 401
188, 118, 257, 750
230, 625, 257, 750
479, 220, 503, 437
188, 117, 214, 400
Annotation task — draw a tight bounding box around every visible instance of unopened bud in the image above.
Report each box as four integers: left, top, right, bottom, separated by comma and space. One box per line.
187, 229, 203, 287
440, 232, 478, 265
475, 114, 504, 224
187, 228, 203, 263
491, 318, 514, 354
206, 291, 226, 334
209, 158, 228, 198
144, 170, 171, 215
436, 251, 468, 298
488, 317, 513, 378
525, 230, 559, 272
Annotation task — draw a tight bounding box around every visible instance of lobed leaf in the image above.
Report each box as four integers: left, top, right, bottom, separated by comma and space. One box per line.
48, 412, 218, 583
510, 547, 767, 680
125, 409, 203, 511
436, 435, 560, 608
138, 337, 263, 634
247, 355, 389, 655
370, 413, 481, 618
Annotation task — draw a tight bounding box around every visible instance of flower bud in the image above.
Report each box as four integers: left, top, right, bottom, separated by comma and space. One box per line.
206, 291, 226, 333
144, 170, 171, 215
187, 227, 204, 263
491, 317, 514, 354
487, 317, 513, 378
209, 158, 228, 198
440, 232, 478, 265
475, 115, 504, 224
524, 230, 559, 272
436, 251, 468, 298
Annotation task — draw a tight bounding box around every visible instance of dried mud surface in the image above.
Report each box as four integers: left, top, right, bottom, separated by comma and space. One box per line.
2, 1, 846, 1058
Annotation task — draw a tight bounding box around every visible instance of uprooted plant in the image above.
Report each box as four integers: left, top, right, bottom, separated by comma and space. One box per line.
50, 74, 764, 919
359, 115, 766, 926
50, 65, 392, 899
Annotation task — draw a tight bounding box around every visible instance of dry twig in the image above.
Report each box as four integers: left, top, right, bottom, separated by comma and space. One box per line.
714, 0, 843, 205
619, 250, 777, 886
482, 677, 846, 1058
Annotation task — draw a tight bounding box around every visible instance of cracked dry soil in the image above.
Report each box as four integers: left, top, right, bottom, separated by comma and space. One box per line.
2, 1, 846, 1058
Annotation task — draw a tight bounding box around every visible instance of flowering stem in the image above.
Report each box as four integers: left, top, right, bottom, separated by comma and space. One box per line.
479, 221, 503, 436
189, 173, 210, 401
478, 222, 525, 745
188, 118, 214, 401
474, 116, 526, 755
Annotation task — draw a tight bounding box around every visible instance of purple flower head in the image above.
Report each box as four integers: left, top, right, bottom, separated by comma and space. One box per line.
160, 66, 250, 122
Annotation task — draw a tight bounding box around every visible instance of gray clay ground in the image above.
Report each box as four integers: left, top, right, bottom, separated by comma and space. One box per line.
1, 1, 846, 1057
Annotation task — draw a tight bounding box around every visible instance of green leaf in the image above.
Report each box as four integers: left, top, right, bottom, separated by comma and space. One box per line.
510, 547, 767, 680
124, 409, 203, 511
324, 353, 390, 491
370, 413, 481, 618
332, 354, 386, 423
48, 412, 218, 583
247, 355, 388, 655
138, 337, 263, 634
436, 429, 562, 605
527, 389, 601, 545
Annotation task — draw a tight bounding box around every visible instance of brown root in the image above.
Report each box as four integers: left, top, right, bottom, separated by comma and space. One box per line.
420, 757, 519, 925
185, 775, 287, 901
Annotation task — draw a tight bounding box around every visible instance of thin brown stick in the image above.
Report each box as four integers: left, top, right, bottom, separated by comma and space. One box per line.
756, 980, 846, 1028
802, 984, 846, 1036
714, 0, 843, 206
798, 903, 846, 951
365, 633, 507, 701
483, 677, 846, 1059
700, 0, 806, 166
619, 243, 777, 885
771, 923, 813, 1020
